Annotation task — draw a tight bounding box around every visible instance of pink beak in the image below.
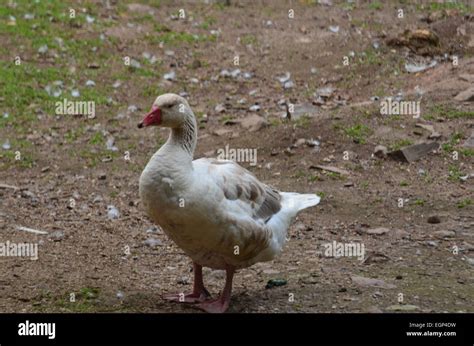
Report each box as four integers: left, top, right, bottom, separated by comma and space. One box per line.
138, 106, 161, 128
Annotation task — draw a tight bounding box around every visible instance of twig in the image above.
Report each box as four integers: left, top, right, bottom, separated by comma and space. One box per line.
15, 225, 48, 235
0, 183, 19, 190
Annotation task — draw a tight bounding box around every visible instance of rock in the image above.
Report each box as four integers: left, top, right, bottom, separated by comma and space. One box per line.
107, 205, 120, 220
434, 230, 455, 238
262, 269, 280, 275
415, 123, 435, 133
163, 71, 176, 81
2, 139, 11, 150
466, 258, 474, 266
21, 190, 36, 199
293, 222, 313, 232
405, 61, 437, 73
351, 276, 397, 289
212, 128, 233, 137
249, 104, 261, 112
146, 226, 159, 233
427, 215, 441, 224
177, 277, 190, 285
265, 279, 287, 289
386, 29, 440, 55
366, 227, 390, 235
214, 104, 226, 113
98, 172, 107, 180
290, 103, 319, 121
48, 231, 65, 242
276, 72, 291, 84
283, 81, 294, 89
454, 87, 474, 102
462, 132, 474, 148
316, 87, 335, 98
295, 138, 306, 147
238, 114, 267, 132
362, 252, 390, 264
374, 145, 388, 158
386, 304, 419, 312
387, 142, 439, 163
343, 182, 354, 187
428, 132, 441, 139
144, 238, 163, 247
310, 165, 350, 176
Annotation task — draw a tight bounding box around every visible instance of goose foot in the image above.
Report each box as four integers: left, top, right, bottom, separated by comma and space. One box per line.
195, 265, 235, 313
163, 262, 211, 304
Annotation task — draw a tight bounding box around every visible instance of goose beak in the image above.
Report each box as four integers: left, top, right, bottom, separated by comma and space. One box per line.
138, 106, 161, 128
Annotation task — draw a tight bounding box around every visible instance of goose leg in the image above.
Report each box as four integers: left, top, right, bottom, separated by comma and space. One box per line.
163, 262, 211, 303
196, 266, 235, 313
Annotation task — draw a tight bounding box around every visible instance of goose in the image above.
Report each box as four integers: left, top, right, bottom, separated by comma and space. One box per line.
138, 93, 320, 313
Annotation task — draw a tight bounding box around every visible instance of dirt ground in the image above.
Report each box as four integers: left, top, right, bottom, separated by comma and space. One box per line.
0, 0, 473, 313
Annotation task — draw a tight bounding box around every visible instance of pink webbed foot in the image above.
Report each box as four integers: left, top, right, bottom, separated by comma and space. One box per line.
195, 297, 230, 313
195, 265, 235, 313
163, 262, 211, 304
163, 291, 210, 304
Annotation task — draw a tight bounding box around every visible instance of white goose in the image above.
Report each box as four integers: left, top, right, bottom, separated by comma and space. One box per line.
138, 94, 320, 313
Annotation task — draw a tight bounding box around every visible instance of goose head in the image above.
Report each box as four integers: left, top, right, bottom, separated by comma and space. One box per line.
138, 93, 192, 129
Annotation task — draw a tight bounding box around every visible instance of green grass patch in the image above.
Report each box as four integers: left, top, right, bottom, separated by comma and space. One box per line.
344, 124, 372, 144
448, 165, 465, 182
368, 1, 383, 10
457, 199, 472, 209
241, 34, 257, 45
425, 105, 474, 120
390, 139, 413, 151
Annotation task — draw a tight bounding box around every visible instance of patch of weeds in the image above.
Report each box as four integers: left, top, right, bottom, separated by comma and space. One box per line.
220, 115, 235, 124
399, 180, 409, 187
292, 170, 307, 179
448, 165, 465, 182
317, 192, 326, 199
413, 198, 425, 206
241, 34, 257, 45
325, 171, 344, 180
359, 47, 382, 66
89, 132, 105, 145
421, 2, 471, 14
344, 124, 371, 144
149, 31, 215, 45
269, 118, 282, 126
293, 115, 311, 128
390, 139, 413, 151
442, 132, 463, 153
200, 16, 216, 30
368, 1, 383, 10
457, 199, 472, 208
0, 64, 67, 121
308, 174, 322, 182
360, 181, 369, 189
427, 105, 474, 120
459, 148, 474, 157
64, 127, 85, 143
